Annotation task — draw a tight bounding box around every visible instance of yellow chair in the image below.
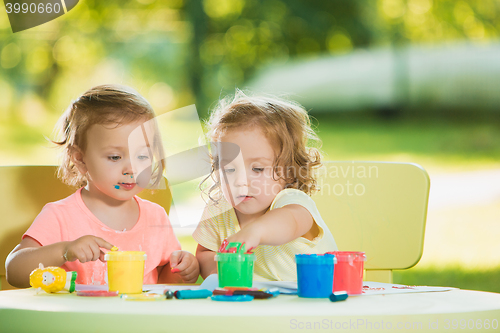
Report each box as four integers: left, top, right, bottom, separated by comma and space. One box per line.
0, 165, 172, 290
312, 161, 430, 283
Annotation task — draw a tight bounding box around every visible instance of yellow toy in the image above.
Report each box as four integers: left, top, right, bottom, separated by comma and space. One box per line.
29, 263, 77, 294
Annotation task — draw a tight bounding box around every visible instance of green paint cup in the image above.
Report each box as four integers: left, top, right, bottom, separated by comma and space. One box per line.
215, 252, 255, 288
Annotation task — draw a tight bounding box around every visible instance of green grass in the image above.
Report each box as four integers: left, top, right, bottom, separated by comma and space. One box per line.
313, 112, 500, 172
393, 266, 500, 293
3, 111, 500, 171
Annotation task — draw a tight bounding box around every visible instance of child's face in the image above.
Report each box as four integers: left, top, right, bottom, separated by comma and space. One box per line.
75, 120, 154, 202
218, 127, 285, 217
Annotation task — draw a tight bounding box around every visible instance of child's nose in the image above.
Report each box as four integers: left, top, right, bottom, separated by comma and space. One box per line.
234, 169, 248, 187
122, 160, 135, 177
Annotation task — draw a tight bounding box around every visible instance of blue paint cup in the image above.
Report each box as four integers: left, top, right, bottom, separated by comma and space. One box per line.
296, 253, 337, 298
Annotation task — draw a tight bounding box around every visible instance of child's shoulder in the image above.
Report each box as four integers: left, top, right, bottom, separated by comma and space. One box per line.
270, 188, 312, 209
34, 189, 83, 220
275, 188, 310, 200
43, 189, 81, 208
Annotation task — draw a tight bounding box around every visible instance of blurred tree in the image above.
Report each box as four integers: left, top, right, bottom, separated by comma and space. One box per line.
0, 0, 189, 154
193, 0, 373, 114
375, 0, 500, 46
191, 0, 500, 115
1, 0, 499, 132
370, 0, 500, 114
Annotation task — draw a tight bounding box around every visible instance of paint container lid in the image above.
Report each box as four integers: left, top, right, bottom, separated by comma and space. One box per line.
215, 252, 256, 262
295, 253, 337, 265
329, 291, 348, 302
327, 251, 366, 262
104, 251, 147, 261
77, 290, 119, 297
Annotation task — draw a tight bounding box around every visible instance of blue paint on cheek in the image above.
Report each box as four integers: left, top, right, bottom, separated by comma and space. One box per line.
114, 185, 120, 189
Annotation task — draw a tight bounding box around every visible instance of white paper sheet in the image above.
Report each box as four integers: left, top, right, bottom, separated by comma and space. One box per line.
199, 274, 298, 294
75, 284, 200, 293
75, 279, 455, 296
360, 281, 455, 296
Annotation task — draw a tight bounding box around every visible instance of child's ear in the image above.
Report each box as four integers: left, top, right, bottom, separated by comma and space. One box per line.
70, 146, 87, 175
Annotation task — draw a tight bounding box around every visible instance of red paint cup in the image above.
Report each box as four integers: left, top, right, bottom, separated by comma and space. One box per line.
328, 251, 366, 295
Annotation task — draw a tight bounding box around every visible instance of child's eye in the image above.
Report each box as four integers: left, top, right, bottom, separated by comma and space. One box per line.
252, 167, 264, 172
138, 155, 150, 160
224, 168, 235, 173
109, 156, 121, 161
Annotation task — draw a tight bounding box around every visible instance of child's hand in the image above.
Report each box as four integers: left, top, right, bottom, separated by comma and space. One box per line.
169, 250, 200, 283
63, 235, 114, 263
226, 223, 263, 252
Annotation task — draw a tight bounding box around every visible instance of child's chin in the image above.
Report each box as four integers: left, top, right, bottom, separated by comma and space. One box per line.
109, 190, 138, 201
235, 207, 255, 215
235, 203, 262, 214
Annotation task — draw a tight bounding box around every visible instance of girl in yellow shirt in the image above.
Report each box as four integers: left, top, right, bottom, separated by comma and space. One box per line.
193, 91, 337, 281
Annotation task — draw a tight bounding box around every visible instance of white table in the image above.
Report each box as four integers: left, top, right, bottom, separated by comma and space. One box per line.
1, 288, 499, 333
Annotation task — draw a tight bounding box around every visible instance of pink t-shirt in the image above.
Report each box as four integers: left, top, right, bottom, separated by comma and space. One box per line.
23, 188, 181, 285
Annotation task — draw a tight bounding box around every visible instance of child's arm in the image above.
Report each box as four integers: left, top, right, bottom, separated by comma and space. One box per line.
226, 204, 314, 250
157, 250, 199, 284
195, 244, 217, 279
6, 235, 113, 288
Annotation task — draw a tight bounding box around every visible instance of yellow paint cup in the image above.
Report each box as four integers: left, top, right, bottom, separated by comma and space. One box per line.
104, 251, 147, 294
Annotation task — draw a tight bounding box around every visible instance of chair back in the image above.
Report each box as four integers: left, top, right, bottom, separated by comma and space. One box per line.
0, 165, 172, 289
312, 161, 430, 283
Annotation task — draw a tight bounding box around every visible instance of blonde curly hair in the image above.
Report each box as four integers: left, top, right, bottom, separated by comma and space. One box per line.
53, 84, 164, 188
201, 90, 322, 203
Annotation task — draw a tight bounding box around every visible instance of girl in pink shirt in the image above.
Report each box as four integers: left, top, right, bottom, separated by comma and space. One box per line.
6, 84, 199, 287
